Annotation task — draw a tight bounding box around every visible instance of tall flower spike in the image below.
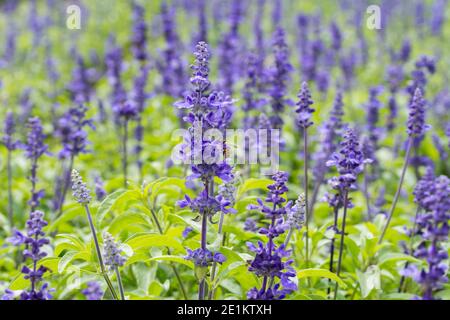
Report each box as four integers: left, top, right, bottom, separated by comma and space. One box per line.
268, 27, 292, 129
71, 169, 91, 205
6, 210, 52, 300
131, 1, 147, 62
25, 117, 48, 160
295, 82, 315, 128
246, 171, 297, 300
103, 232, 127, 269
407, 88, 429, 137
286, 194, 306, 230
2, 111, 19, 151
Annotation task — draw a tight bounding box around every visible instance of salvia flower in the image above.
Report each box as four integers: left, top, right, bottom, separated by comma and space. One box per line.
103, 232, 127, 269
404, 175, 450, 300
218, 0, 243, 94
182, 226, 194, 239
131, 1, 147, 62
71, 169, 92, 205
82, 281, 103, 300
407, 88, 430, 137
159, 1, 186, 97
246, 172, 297, 300
56, 103, 94, 160
244, 218, 259, 232
2, 111, 20, 151
286, 194, 306, 230
25, 117, 49, 211
326, 127, 371, 209
94, 175, 107, 201
312, 91, 344, 182
185, 248, 226, 267
7, 210, 52, 300
295, 82, 315, 128
105, 40, 127, 119
68, 55, 92, 104
268, 27, 293, 129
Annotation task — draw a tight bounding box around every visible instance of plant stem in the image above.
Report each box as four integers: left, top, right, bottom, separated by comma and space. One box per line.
56, 155, 74, 218
327, 207, 339, 297
7, 150, 13, 228
115, 266, 125, 300
283, 227, 294, 248
122, 119, 129, 188
83, 205, 118, 300
378, 137, 413, 244
334, 190, 349, 299
198, 210, 208, 300
303, 130, 310, 268
208, 211, 225, 300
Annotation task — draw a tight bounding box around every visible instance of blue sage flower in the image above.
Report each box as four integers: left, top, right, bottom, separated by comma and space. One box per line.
7, 210, 53, 300
82, 281, 104, 300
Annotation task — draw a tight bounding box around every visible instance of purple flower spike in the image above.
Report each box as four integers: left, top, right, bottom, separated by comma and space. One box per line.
407, 88, 429, 137
295, 82, 315, 128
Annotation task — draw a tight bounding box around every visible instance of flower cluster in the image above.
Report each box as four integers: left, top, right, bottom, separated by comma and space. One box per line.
25, 117, 49, 211
6, 210, 52, 300
56, 103, 94, 159
2, 111, 20, 151
403, 175, 450, 300
285, 194, 306, 230
325, 128, 370, 209
185, 248, 226, 267
131, 1, 147, 62
68, 55, 92, 104
312, 91, 344, 182
71, 169, 92, 205
82, 281, 103, 300
218, 0, 243, 94
242, 52, 266, 129
246, 172, 297, 300
175, 42, 234, 182
268, 27, 293, 129
94, 175, 107, 201
103, 232, 127, 269
159, 1, 186, 97
407, 88, 429, 137
105, 40, 128, 120
295, 82, 315, 128
178, 189, 236, 221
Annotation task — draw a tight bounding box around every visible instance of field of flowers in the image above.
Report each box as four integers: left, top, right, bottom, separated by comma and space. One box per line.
0, 0, 449, 302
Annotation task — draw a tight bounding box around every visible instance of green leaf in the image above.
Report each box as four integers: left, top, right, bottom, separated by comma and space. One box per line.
124, 233, 184, 253
236, 178, 273, 199
356, 265, 381, 298
297, 268, 347, 288
378, 253, 423, 267
96, 189, 140, 225
108, 211, 151, 234
146, 255, 194, 269
58, 251, 79, 273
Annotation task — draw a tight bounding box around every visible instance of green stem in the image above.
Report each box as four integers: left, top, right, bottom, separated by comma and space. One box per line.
334, 190, 349, 299
7, 150, 13, 228
115, 266, 125, 300
83, 205, 118, 300
304, 130, 310, 269
378, 137, 413, 244
208, 211, 225, 300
